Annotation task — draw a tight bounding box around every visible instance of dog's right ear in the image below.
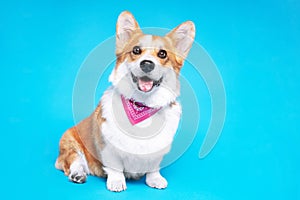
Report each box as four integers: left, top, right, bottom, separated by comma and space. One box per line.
116, 11, 141, 54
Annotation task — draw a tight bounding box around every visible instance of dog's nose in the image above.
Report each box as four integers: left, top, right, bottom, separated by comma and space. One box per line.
140, 60, 155, 73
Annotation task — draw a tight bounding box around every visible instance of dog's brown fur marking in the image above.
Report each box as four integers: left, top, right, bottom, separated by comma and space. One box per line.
55, 103, 106, 178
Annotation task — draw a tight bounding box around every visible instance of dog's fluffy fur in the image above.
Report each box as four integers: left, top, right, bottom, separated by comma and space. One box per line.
55, 11, 195, 192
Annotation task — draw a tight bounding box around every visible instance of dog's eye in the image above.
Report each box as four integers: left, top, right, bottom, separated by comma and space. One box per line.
157, 49, 167, 59
132, 46, 142, 55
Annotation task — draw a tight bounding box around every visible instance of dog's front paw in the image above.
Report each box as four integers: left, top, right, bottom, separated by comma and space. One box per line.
146, 172, 168, 189
106, 177, 127, 192
104, 167, 127, 192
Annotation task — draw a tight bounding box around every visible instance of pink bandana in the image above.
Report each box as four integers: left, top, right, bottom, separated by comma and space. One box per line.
121, 95, 161, 125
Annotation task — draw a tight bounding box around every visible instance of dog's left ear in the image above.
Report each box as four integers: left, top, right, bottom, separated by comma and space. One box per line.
116, 11, 141, 54
166, 21, 195, 61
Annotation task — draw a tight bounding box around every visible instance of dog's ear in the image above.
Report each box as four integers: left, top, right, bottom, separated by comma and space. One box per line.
166, 21, 195, 62
116, 11, 141, 53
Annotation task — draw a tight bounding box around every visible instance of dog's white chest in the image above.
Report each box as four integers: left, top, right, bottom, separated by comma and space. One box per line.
100, 88, 181, 173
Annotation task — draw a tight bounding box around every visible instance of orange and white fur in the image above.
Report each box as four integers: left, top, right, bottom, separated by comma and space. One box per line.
55, 11, 195, 192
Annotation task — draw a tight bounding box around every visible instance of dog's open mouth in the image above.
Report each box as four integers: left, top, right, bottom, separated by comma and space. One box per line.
131, 73, 163, 92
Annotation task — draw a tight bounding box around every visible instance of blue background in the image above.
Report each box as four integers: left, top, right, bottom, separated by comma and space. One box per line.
1, 0, 299, 199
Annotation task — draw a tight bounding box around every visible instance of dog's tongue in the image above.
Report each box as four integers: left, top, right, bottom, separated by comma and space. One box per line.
138, 79, 153, 92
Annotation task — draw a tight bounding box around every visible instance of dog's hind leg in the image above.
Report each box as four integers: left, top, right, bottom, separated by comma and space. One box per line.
55, 128, 89, 184
68, 154, 89, 183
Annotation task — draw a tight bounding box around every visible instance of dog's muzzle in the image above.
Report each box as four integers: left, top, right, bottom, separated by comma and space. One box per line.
131, 73, 163, 92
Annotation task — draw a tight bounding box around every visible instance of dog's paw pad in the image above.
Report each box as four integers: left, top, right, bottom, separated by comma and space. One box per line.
69, 172, 87, 184
107, 179, 127, 192
146, 176, 168, 189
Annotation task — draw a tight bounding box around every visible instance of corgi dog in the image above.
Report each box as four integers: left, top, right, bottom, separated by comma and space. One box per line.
55, 11, 195, 192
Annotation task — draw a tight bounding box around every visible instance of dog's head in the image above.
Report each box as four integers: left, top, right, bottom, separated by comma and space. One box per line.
109, 11, 195, 107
